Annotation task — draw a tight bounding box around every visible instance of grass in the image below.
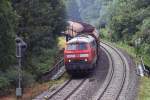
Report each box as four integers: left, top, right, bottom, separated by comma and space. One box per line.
114, 42, 136, 58
138, 77, 150, 100
143, 55, 150, 68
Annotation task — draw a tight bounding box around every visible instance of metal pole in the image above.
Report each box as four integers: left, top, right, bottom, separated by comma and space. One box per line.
16, 37, 27, 98
18, 57, 22, 89
16, 44, 22, 98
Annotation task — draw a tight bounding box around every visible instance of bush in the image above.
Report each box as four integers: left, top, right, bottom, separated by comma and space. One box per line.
5, 68, 18, 87
0, 69, 35, 95
0, 76, 10, 96
22, 71, 35, 87
0, 0, 17, 70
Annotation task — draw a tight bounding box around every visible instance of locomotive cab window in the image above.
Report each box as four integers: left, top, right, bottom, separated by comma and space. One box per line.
78, 43, 87, 50
66, 44, 77, 50
66, 43, 87, 50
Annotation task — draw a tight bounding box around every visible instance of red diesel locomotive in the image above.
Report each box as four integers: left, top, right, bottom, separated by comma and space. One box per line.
64, 21, 100, 74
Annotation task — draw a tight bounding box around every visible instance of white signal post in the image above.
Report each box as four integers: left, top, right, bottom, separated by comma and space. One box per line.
15, 36, 27, 98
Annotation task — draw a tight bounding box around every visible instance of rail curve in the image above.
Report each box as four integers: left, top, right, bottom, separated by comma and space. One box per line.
34, 41, 129, 100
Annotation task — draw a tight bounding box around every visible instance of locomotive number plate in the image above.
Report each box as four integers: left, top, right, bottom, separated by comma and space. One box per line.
67, 54, 76, 58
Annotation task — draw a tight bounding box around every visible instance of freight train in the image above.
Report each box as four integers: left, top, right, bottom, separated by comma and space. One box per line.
64, 21, 100, 75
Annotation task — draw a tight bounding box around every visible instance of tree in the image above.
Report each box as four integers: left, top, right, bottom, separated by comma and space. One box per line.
0, 0, 17, 70
0, 0, 67, 95
108, 0, 150, 41
12, 0, 67, 77
0, 0, 18, 95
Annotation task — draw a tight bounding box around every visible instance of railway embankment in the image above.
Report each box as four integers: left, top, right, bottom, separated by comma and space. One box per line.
112, 41, 150, 99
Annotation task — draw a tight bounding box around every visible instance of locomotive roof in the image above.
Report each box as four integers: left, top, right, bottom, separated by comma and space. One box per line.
67, 35, 95, 44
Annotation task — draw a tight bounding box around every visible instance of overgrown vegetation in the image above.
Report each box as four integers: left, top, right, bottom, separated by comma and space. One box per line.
138, 77, 150, 100
0, 0, 17, 68
0, 0, 17, 95
100, 0, 150, 66
0, 0, 66, 95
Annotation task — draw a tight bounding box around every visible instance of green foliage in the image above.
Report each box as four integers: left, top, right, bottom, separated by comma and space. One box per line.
100, 28, 111, 40
4, 68, 18, 86
0, 0, 17, 70
4, 68, 34, 87
108, 0, 150, 41
12, 0, 66, 47
139, 18, 150, 56
0, 0, 67, 95
31, 47, 59, 77
22, 71, 35, 87
0, 76, 10, 89
139, 77, 150, 99
140, 18, 150, 43
107, 0, 150, 67
12, 0, 67, 79
0, 76, 10, 96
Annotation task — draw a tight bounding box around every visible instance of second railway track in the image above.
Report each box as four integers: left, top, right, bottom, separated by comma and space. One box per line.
95, 42, 129, 100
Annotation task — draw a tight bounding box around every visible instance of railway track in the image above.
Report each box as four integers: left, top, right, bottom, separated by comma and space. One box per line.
48, 79, 86, 100
34, 42, 129, 100
34, 79, 87, 100
94, 42, 128, 100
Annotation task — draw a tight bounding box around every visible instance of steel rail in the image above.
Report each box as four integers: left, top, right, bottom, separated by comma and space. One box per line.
47, 79, 86, 100
63, 79, 86, 100
96, 44, 114, 100
98, 42, 127, 100
47, 79, 72, 99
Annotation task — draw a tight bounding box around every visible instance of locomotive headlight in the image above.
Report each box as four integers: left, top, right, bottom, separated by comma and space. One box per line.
69, 59, 71, 62
80, 54, 89, 57
85, 59, 88, 62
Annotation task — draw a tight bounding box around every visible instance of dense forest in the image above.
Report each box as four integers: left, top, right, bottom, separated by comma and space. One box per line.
0, 0, 66, 95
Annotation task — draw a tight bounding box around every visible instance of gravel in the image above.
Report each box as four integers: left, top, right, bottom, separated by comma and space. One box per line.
118, 49, 139, 100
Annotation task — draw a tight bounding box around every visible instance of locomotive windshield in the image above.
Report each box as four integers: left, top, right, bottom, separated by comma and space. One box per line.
78, 43, 87, 50
67, 43, 87, 50
66, 44, 76, 50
